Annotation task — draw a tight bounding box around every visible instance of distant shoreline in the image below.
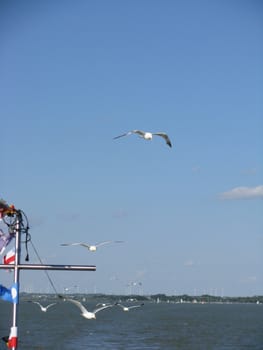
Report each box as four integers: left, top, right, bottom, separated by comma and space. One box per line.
17, 292, 263, 304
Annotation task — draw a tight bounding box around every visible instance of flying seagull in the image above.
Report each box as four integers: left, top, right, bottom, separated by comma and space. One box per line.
67, 298, 113, 319
113, 130, 172, 147
30, 301, 56, 312
116, 302, 144, 312
60, 241, 123, 252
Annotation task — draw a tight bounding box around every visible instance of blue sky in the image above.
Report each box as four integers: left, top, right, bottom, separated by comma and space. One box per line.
1, 0, 262, 296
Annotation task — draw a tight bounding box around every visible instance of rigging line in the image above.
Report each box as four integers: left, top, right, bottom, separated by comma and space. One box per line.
29, 239, 62, 298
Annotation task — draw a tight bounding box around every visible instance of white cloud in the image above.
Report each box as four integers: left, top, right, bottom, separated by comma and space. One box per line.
219, 185, 263, 200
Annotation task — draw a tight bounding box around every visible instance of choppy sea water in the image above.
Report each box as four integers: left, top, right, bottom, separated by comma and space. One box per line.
1, 298, 263, 350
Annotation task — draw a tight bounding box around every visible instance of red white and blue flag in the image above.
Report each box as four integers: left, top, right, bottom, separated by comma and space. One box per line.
3, 248, 15, 265
0, 232, 13, 255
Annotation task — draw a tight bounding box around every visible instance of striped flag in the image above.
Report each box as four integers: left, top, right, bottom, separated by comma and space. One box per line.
0, 232, 13, 255
7, 326, 18, 349
3, 248, 15, 265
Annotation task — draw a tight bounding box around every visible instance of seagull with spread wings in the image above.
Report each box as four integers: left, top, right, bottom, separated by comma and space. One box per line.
60, 240, 123, 252
67, 298, 113, 319
30, 301, 56, 312
116, 302, 144, 312
113, 130, 172, 147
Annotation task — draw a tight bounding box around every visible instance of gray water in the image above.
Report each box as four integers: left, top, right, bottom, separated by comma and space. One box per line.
1, 298, 263, 350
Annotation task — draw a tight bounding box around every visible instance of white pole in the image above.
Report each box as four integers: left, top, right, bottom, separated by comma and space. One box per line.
10, 211, 21, 350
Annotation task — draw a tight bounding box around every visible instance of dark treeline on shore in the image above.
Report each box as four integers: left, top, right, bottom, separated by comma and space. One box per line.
20, 292, 263, 304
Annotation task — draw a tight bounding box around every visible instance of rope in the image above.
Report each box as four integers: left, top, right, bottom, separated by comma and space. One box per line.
29, 239, 62, 298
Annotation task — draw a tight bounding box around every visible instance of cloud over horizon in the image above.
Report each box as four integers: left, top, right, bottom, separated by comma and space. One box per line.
219, 185, 263, 200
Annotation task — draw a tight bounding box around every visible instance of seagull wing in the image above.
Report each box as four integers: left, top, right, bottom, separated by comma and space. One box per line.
95, 241, 113, 247
78, 243, 91, 249
132, 130, 146, 137
113, 131, 133, 139
61, 243, 91, 249
60, 243, 81, 246
93, 304, 113, 314
152, 133, 172, 147
68, 299, 88, 314
32, 301, 43, 308
46, 303, 56, 310
128, 303, 144, 309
